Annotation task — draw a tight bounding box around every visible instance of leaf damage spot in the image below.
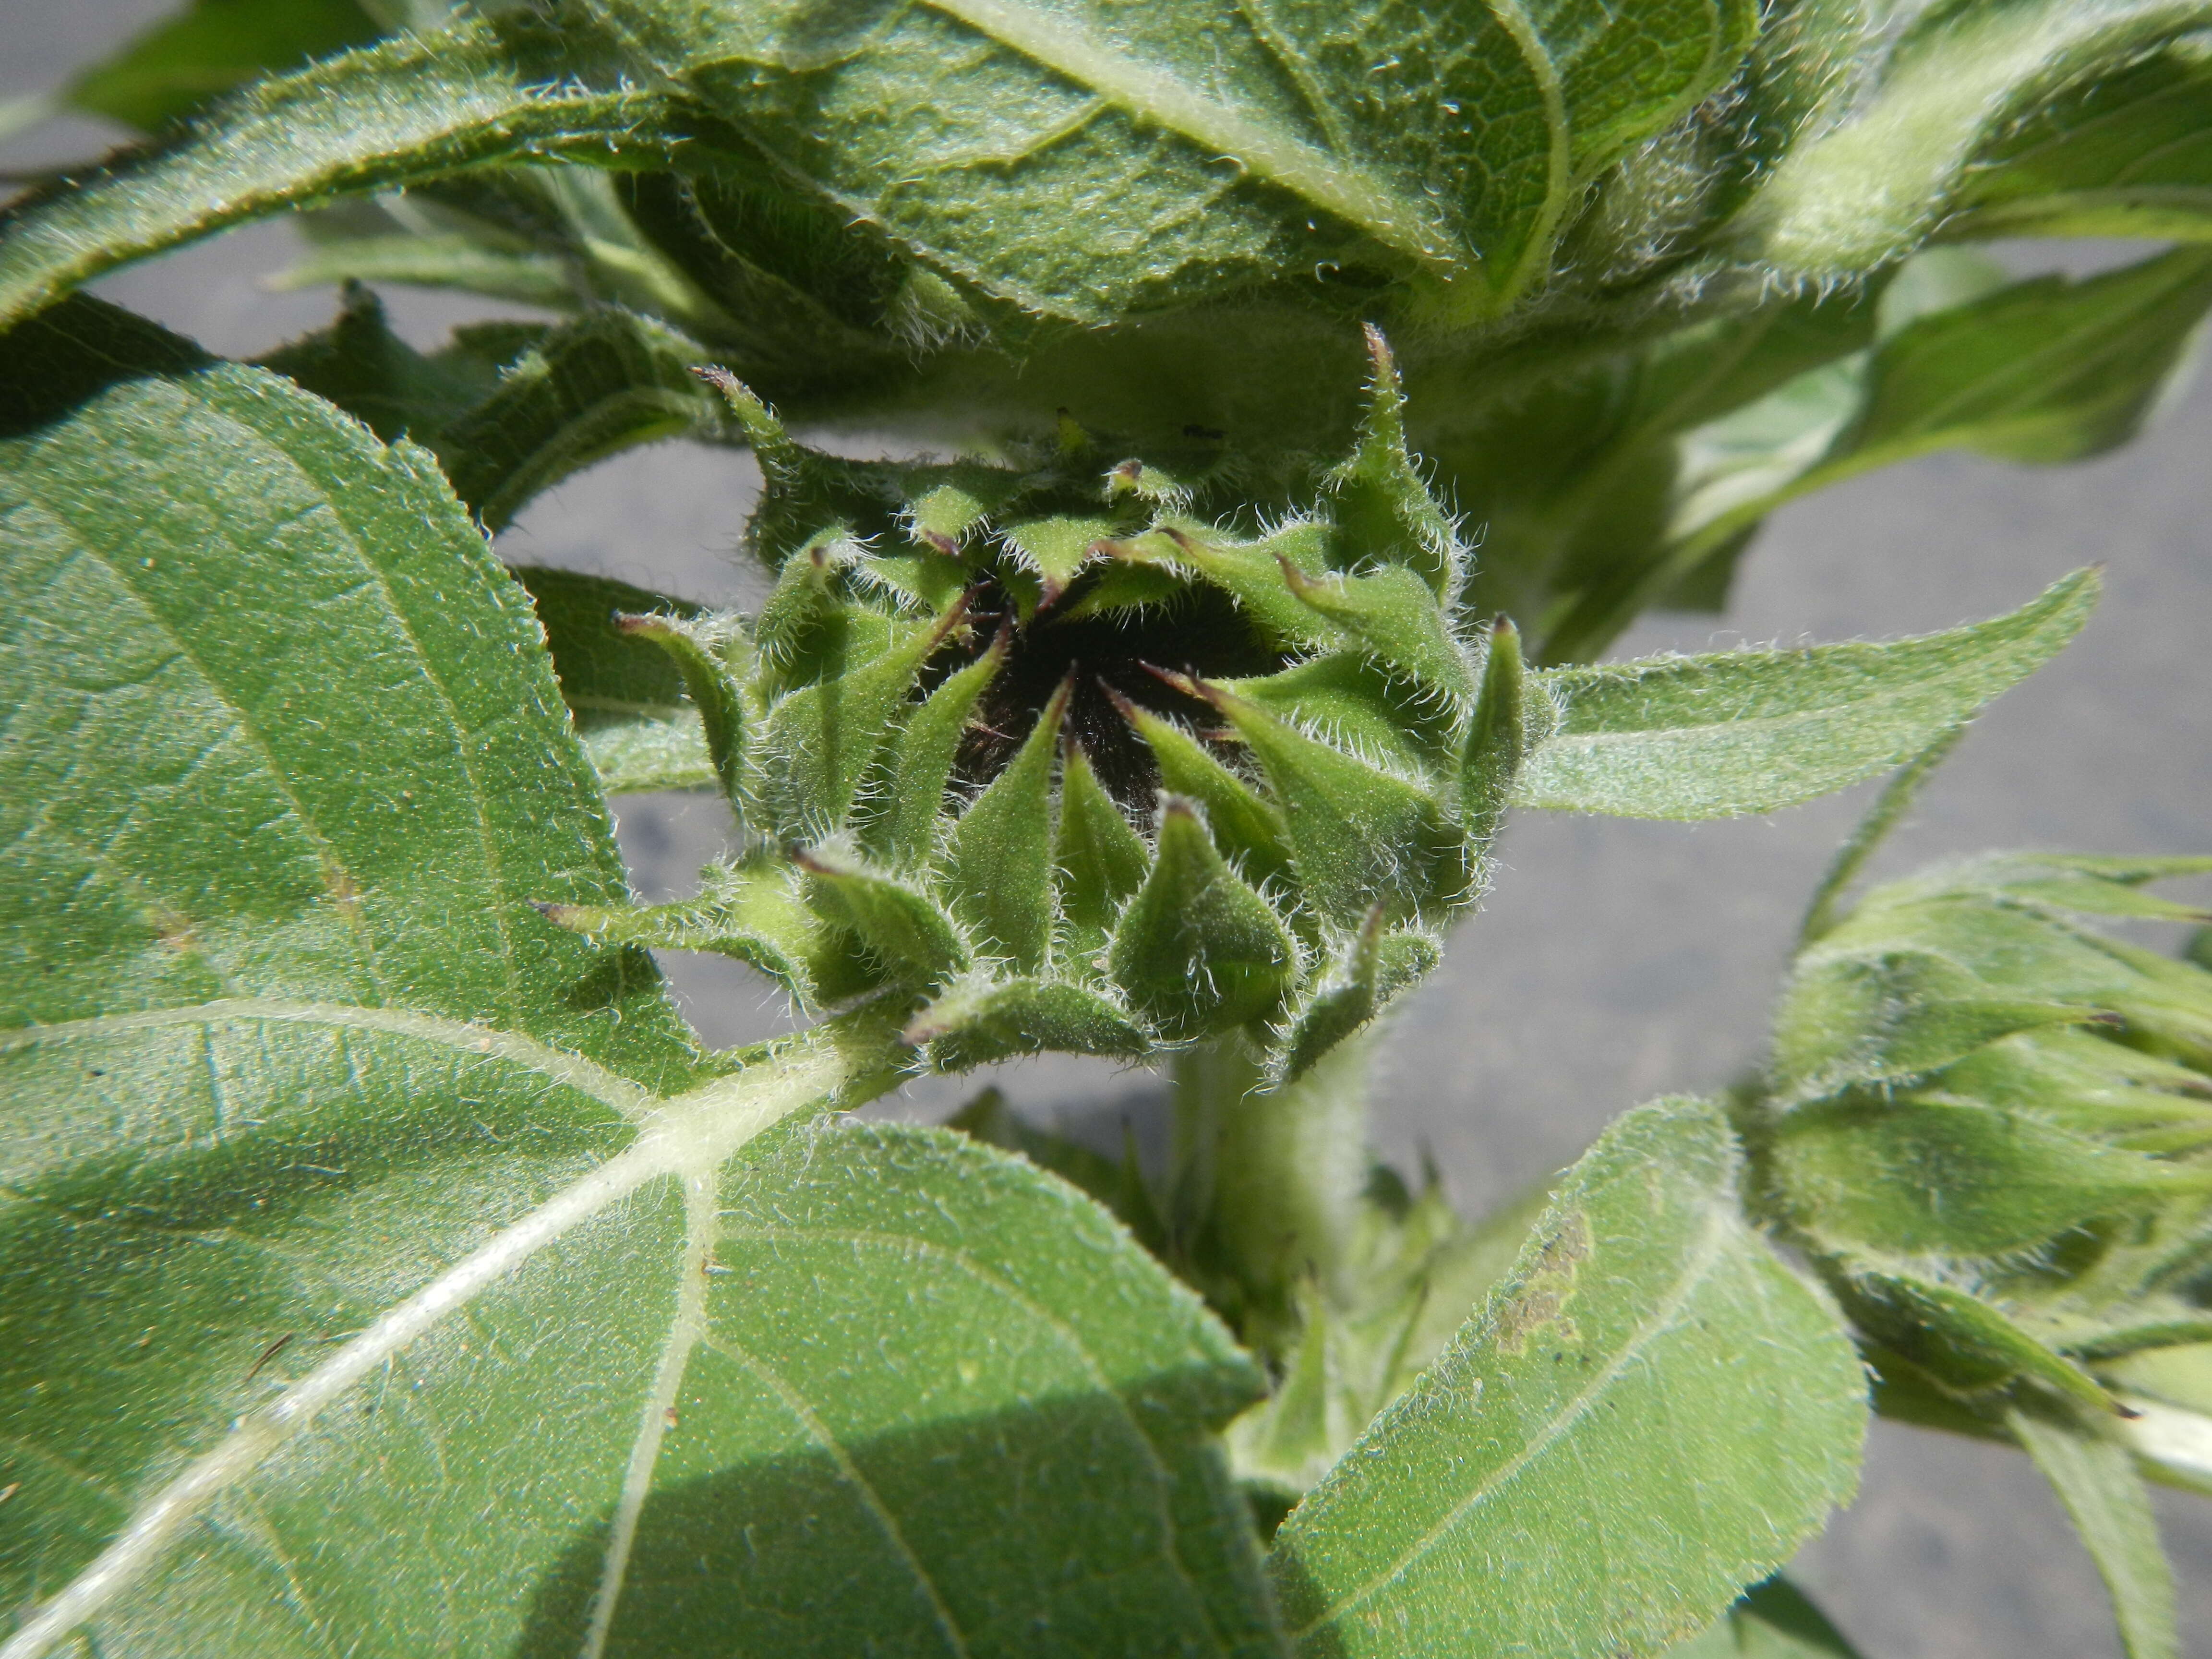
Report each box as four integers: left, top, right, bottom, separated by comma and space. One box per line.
1493, 1208, 1590, 1355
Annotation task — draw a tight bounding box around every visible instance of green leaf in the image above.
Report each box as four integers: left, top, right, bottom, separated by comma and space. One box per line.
1109, 799, 1298, 1042
1668, 1576, 1866, 1659
1729, 0, 2212, 283
1268, 1098, 1867, 1659
1943, 44, 2212, 242
433, 307, 728, 531
1325, 325, 1460, 597
568, 1118, 1282, 1659
1841, 1272, 2113, 1413
64, 0, 387, 132
1770, 950, 2087, 1102
1566, 255, 2212, 660
591, 0, 1755, 325
0, 19, 687, 334
255, 280, 510, 448
510, 565, 719, 794
1834, 248, 2212, 469
2008, 1396, 2178, 1659
944, 674, 1070, 974
1115, 690, 1294, 890
1460, 617, 1530, 844
614, 611, 749, 804
1518, 567, 2098, 819
1277, 910, 1438, 1083
0, 304, 1283, 1659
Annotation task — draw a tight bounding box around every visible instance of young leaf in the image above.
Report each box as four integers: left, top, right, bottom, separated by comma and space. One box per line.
0, 18, 686, 333
509, 565, 718, 794
1109, 799, 1298, 1042
2007, 1396, 2179, 1659
1518, 568, 2098, 819
1268, 1099, 1867, 1659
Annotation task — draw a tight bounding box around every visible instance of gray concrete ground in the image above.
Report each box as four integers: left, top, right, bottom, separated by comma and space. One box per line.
7, 6, 2212, 1653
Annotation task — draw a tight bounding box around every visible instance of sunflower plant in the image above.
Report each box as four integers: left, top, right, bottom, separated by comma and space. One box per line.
6, 2, 2212, 1655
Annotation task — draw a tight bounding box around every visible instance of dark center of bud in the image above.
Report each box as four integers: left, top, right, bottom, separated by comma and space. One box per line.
948, 574, 1287, 809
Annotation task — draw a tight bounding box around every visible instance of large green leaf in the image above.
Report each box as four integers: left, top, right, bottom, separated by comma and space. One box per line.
0, 304, 1276, 1657
1516, 567, 2096, 819
586, 0, 1757, 325
1266, 1099, 1866, 1659
0, 18, 688, 334
64, 0, 388, 133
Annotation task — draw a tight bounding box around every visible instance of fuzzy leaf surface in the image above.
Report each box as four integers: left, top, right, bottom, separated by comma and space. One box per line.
1518, 568, 2097, 819
1268, 1099, 1866, 1659
0, 309, 1276, 1658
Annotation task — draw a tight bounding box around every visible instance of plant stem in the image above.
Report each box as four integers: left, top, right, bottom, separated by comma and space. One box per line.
1170, 1030, 1377, 1346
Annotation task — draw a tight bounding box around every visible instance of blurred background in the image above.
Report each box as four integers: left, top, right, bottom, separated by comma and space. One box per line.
6, 3, 2211, 1652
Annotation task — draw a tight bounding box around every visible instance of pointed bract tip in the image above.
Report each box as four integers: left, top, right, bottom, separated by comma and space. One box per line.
1042, 665, 1078, 722
1099, 677, 1143, 724
1138, 661, 1211, 703
613, 610, 698, 644
1361, 320, 1394, 374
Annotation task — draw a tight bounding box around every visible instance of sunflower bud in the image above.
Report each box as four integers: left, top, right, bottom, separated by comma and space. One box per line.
1755, 854, 2212, 1408
558, 330, 1532, 1077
